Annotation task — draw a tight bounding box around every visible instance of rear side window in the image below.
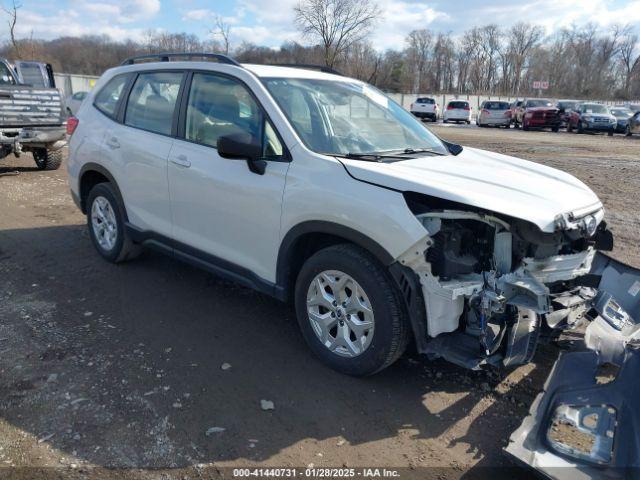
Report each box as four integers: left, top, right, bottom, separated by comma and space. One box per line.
125, 72, 183, 136
94, 74, 129, 118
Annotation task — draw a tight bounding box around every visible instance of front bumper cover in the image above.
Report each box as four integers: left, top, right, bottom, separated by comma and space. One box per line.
506, 253, 640, 479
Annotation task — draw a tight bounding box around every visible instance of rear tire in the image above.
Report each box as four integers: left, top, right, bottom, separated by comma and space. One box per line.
607, 131, 613, 137
552, 126, 559, 132
522, 121, 529, 131
294, 244, 410, 376
627, 125, 632, 137
86, 183, 141, 263
33, 148, 63, 171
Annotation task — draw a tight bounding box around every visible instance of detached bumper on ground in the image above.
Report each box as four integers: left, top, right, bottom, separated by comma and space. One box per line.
506, 253, 640, 479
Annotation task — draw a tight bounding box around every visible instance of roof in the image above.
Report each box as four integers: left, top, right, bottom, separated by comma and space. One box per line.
242, 63, 353, 81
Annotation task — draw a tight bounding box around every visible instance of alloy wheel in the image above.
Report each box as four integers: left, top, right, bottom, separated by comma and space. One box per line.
91, 196, 118, 251
306, 270, 375, 358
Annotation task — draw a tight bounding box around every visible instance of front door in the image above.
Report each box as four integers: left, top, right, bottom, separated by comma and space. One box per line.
167, 72, 289, 283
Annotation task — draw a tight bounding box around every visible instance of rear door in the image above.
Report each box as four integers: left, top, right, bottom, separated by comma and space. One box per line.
167, 71, 289, 282
106, 70, 184, 237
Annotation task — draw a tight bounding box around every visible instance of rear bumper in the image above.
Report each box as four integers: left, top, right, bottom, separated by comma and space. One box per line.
480, 117, 511, 125
0, 126, 66, 148
411, 111, 436, 119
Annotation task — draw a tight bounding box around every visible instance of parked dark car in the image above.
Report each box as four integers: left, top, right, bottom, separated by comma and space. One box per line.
610, 107, 634, 134
567, 103, 616, 135
518, 99, 560, 131
556, 99, 579, 128
626, 111, 640, 136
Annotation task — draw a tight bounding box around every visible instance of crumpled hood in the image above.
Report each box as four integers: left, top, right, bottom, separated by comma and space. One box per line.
340, 147, 602, 232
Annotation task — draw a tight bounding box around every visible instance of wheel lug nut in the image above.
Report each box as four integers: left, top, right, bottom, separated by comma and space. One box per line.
332, 301, 337, 306
331, 312, 336, 318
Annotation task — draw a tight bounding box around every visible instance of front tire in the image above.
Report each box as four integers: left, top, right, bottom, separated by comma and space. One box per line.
86, 183, 141, 263
294, 244, 410, 376
33, 148, 63, 171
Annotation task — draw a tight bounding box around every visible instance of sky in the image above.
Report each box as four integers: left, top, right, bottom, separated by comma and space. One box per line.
12, 0, 640, 50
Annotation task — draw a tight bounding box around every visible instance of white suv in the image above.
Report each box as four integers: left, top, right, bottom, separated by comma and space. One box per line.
67, 53, 614, 376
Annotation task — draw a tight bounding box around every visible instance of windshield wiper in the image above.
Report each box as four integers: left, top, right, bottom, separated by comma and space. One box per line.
334, 152, 411, 162
400, 147, 446, 156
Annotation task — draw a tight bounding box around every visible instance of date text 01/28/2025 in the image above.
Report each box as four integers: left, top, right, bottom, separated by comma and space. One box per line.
232, 468, 401, 478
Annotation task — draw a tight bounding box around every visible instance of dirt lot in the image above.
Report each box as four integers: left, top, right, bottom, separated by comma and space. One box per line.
0, 127, 638, 480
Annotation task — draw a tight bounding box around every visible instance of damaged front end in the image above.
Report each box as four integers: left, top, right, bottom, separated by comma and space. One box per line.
392, 192, 614, 371
389, 192, 639, 478
506, 254, 640, 479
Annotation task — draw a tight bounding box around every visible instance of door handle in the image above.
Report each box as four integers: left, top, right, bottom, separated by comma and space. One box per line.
170, 154, 191, 168
106, 137, 120, 149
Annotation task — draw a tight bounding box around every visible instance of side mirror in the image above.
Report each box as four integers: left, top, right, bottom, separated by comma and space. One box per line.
217, 133, 266, 175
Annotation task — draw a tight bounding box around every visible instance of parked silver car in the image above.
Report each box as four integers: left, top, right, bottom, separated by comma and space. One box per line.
626, 111, 640, 136
476, 100, 511, 127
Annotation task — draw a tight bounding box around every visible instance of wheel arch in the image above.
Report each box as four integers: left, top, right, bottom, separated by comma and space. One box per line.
79, 163, 127, 219
276, 221, 395, 302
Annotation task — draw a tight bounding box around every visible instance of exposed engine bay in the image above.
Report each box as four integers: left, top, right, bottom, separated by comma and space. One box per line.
394, 192, 615, 370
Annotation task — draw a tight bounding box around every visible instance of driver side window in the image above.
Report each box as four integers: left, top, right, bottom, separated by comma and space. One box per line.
185, 73, 283, 159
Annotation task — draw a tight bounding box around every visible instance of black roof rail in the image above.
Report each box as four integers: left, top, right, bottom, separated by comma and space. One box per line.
120, 52, 242, 67
267, 63, 342, 76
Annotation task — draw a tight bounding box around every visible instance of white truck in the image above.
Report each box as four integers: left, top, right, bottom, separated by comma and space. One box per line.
409, 97, 438, 121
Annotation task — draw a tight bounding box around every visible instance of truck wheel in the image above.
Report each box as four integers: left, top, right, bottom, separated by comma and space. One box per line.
522, 121, 529, 131
627, 125, 633, 137
33, 148, 63, 171
294, 244, 410, 376
86, 182, 141, 263
552, 126, 559, 132
607, 131, 613, 137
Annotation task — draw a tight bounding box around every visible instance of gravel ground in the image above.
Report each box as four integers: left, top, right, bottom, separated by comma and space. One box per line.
0, 126, 637, 480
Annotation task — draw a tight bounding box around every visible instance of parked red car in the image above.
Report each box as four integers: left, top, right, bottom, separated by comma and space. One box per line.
517, 99, 561, 132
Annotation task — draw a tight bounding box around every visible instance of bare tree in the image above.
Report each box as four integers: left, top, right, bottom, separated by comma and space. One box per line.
294, 0, 380, 68
3, 0, 21, 58
405, 29, 432, 91
507, 22, 544, 94
212, 15, 231, 55
618, 27, 640, 97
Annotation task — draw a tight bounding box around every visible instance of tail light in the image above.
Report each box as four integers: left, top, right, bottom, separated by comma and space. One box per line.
464, 105, 471, 111
482, 109, 490, 114
504, 111, 511, 117
66, 116, 79, 136
447, 105, 454, 110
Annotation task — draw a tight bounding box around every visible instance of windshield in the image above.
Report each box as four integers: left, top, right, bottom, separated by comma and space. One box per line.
262, 78, 448, 157
610, 108, 632, 118
526, 99, 554, 108
558, 101, 577, 110
582, 104, 609, 114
